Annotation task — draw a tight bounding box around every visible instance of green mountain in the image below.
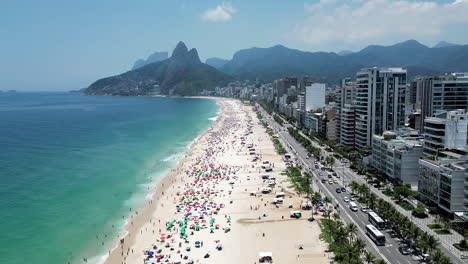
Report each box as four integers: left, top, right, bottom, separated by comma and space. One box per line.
84, 41, 233, 96
221, 40, 468, 83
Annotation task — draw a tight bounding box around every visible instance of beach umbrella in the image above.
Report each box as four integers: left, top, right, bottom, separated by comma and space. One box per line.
147, 251, 154, 256
183, 233, 188, 237
211, 218, 215, 221
227, 217, 231, 221
210, 227, 214, 231
195, 241, 200, 245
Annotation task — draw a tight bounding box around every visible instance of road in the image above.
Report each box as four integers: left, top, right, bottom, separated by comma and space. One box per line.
257, 106, 447, 264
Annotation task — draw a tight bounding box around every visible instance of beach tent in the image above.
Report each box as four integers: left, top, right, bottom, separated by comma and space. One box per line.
259, 252, 273, 263
275, 192, 285, 198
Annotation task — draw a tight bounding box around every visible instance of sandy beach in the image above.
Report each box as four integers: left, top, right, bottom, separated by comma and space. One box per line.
101, 98, 329, 264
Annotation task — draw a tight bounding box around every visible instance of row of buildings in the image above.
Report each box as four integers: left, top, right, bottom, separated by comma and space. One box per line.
214, 69, 468, 216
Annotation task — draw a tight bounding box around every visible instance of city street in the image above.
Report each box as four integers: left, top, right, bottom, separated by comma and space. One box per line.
257, 104, 465, 264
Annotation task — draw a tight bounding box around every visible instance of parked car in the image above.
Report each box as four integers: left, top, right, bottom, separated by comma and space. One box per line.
328, 180, 333, 184
341, 187, 346, 192
332, 172, 337, 176
335, 188, 342, 193
350, 197, 355, 201
343, 197, 350, 203
360, 206, 369, 213
398, 246, 410, 255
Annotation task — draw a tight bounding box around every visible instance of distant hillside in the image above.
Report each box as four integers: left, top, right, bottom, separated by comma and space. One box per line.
84, 41, 233, 96
433, 41, 460, 48
220, 40, 468, 83
205, 58, 229, 69
337, 50, 354, 56
132, 51, 168, 70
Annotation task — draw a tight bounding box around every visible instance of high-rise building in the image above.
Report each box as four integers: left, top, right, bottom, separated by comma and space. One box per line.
418, 109, 468, 214
299, 76, 313, 94
336, 79, 356, 147
371, 128, 423, 188
305, 83, 325, 111
414, 73, 468, 132
423, 109, 468, 156
355, 67, 407, 149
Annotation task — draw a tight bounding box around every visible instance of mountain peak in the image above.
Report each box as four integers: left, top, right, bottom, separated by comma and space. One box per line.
172, 41, 189, 58
434, 41, 460, 48
186, 48, 201, 64
393, 39, 427, 48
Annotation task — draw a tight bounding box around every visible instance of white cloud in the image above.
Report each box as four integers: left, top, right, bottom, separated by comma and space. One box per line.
201, 2, 236, 22
295, 0, 468, 45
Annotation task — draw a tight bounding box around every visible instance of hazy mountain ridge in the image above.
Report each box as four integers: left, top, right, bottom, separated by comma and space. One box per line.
205, 58, 229, 69
84, 42, 233, 96
220, 40, 468, 83
132, 51, 169, 70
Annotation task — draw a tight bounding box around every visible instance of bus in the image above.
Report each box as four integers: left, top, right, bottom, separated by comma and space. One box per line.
368, 212, 386, 230
348, 202, 358, 211
366, 224, 385, 246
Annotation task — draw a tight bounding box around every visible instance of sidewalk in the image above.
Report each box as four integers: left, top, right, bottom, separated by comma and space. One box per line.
345, 167, 466, 261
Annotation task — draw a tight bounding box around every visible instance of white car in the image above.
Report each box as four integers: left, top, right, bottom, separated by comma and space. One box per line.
350, 197, 355, 201
343, 197, 350, 203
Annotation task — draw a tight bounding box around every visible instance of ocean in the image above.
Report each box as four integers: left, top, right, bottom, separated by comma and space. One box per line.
0, 92, 218, 264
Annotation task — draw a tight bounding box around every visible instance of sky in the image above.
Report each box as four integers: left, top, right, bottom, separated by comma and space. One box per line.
1, 0, 468, 91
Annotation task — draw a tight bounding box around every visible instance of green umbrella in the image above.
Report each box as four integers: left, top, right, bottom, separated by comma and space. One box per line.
211, 218, 215, 221
195, 225, 200, 229
227, 218, 231, 221
183, 234, 188, 237
210, 228, 214, 231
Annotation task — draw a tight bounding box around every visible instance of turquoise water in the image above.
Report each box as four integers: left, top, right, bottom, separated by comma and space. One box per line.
0, 92, 218, 264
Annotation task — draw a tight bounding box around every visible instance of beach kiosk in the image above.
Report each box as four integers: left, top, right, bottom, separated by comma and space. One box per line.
259, 252, 273, 263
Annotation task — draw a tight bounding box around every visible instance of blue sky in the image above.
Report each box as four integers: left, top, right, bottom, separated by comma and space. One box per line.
1, 0, 468, 91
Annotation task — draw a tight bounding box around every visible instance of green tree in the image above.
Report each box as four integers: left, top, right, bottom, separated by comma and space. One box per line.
364, 251, 376, 264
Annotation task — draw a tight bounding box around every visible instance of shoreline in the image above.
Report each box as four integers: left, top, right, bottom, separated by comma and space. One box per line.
95, 97, 224, 264
99, 98, 328, 264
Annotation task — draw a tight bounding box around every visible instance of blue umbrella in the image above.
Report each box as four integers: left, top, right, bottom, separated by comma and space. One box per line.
195, 241, 201, 244
147, 251, 154, 256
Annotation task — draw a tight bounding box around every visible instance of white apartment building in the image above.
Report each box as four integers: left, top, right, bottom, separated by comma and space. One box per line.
423, 109, 468, 156
355, 67, 407, 148
305, 83, 325, 111
372, 129, 423, 188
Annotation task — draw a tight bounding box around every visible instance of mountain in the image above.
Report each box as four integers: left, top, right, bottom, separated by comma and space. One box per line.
132, 51, 169, 70
433, 41, 460, 48
205, 58, 229, 69
84, 41, 233, 96
220, 40, 468, 83
337, 50, 354, 56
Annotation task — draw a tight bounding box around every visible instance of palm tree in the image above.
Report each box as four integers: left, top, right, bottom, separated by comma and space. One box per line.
332, 212, 340, 222
368, 192, 377, 210
426, 235, 439, 256
353, 238, 366, 255
364, 251, 376, 264
374, 260, 387, 264
346, 222, 358, 241
439, 256, 451, 264
350, 181, 359, 195
324, 196, 331, 207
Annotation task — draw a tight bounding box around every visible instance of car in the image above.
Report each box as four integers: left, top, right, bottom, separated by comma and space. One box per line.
350, 197, 355, 201
328, 180, 333, 184
332, 172, 337, 176
333, 179, 338, 184
335, 188, 342, 193
343, 197, 350, 202
341, 187, 346, 192
321, 179, 326, 183
328, 174, 332, 178
398, 246, 410, 255
315, 165, 319, 169
335, 174, 340, 178
360, 206, 369, 213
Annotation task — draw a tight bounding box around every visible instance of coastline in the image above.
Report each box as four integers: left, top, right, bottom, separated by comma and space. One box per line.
96, 97, 224, 264
99, 97, 328, 264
